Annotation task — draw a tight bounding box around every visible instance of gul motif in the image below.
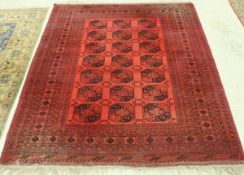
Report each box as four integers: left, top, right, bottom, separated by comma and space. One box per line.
111, 69, 133, 83
141, 69, 165, 83
140, 54, 163, 67
82, 55, 105, 68
77, 86, 102, 102
112, 30, 132, 40
138, 30, 159, 40
143, 103, 171, 122
87, 30, 106, 41
110, 85, 134, 102
73, 104, 101, 123
139, 42, 161, 53
85, 42, 106, 53
112, 42, 132, 53
89, 20, 107, 29
137, 19, 157, 28
80, 69, 103, 84
111, 55, 133, 67
113, 19, 131, 29
143, 85, 168, 101
109, 103, 135, 123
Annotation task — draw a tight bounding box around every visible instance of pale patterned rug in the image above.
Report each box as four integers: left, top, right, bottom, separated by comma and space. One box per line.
0, 9, 47, 136
229, 0, 244, 25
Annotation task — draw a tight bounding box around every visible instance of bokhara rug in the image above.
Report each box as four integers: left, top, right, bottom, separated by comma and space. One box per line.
1, 4, 243, 165
229, 0, 244, 26
0, 9, 47, 137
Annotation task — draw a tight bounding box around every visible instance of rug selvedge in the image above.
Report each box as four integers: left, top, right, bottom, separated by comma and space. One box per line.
0, 9, 47, 136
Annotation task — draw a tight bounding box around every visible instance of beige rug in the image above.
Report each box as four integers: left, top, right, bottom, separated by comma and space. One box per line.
0, 8, 47, 136
229, 0, 244, 25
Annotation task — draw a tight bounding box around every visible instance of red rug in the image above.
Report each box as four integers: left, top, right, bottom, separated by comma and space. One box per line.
1, 4, 243, 165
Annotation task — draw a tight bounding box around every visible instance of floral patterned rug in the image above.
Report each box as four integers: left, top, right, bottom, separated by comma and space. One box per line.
0, 9, 47, 136
229, 0, 244, 25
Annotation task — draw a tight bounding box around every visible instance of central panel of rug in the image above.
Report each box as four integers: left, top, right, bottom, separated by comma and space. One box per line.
1, 4, 243, 165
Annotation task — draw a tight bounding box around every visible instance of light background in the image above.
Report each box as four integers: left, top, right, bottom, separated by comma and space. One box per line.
0, 0, 244, 174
